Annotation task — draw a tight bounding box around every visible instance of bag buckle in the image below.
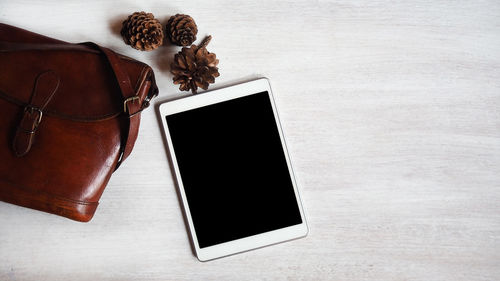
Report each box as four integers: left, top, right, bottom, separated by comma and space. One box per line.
123, 96, 140, 113
22, 105, 43, 133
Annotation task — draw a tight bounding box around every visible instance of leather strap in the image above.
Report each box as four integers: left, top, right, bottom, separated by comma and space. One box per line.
81, 43, 142, 169
13, 70, 60, 157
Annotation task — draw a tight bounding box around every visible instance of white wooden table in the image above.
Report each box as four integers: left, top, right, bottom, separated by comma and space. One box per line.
1, 1, 499, 280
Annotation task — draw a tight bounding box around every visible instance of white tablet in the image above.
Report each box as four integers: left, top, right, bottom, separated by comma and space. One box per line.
159, 78, 308, 261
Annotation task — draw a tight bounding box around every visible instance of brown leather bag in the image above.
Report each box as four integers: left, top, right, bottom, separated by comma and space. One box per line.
0, 23, 159, 222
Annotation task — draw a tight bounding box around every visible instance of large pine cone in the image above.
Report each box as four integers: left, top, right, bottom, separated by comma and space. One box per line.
121, 11, 163, 51
171, 36, 219, 94
166, 14, 198, 46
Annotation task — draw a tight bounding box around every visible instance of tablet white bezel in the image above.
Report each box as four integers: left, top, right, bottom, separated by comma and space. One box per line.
159, 78, 308, 261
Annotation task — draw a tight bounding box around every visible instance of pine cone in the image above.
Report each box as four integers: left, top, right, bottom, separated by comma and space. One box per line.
166, 14, 198, 46
121, 11, 163, 51
171, 36, 219, 94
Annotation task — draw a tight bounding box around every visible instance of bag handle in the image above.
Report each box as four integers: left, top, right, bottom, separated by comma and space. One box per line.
80, 42, 144, 169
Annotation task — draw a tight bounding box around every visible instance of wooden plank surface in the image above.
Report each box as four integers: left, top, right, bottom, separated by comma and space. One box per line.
1, 0, 499, 280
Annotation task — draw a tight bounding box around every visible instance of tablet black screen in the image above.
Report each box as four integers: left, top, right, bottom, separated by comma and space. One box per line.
166, 91, 302, 248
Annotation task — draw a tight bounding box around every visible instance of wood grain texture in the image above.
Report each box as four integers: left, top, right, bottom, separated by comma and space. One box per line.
1, 0, 499, 280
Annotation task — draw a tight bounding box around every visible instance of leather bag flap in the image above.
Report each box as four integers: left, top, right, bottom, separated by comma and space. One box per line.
0, 24, 154, 121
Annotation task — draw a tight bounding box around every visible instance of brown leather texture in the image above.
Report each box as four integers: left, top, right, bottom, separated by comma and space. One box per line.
0, 23, 159, 222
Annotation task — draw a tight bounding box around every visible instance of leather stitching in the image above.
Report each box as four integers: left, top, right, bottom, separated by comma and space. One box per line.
0, 90, 121, 121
